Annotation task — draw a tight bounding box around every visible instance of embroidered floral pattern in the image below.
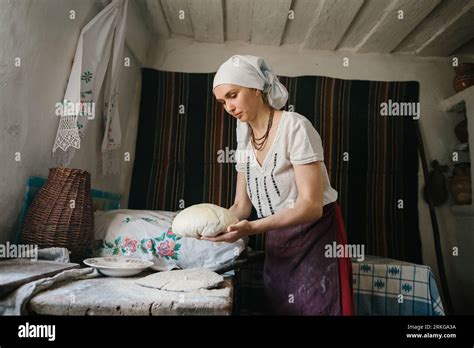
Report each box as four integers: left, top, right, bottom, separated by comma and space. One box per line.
80, 90, 92, 100
122, 216, 158, 223
99, 227, 182, 260
156, 240, 176, 257
81, 71, 93, 83
123, 236, 138, 253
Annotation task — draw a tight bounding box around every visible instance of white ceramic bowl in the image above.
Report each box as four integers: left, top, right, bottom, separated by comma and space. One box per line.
83, 257, 154, 277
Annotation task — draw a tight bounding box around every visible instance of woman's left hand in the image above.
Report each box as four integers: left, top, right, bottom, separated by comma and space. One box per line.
200, 220, 253, 243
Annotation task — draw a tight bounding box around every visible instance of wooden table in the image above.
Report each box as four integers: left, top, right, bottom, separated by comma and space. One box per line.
28, 271, 234, 315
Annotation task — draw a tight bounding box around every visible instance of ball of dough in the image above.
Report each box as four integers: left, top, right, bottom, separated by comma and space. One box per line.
171, 203, 239, 238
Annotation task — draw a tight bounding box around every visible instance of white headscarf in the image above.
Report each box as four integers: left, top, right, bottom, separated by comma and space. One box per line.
213, 55, 288, 110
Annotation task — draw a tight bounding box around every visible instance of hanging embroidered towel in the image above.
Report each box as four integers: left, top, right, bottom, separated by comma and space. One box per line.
101, 0, 127, 175
52, 0, 128, 175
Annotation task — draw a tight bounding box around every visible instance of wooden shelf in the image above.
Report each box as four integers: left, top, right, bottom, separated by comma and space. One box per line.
450, 204, 474, 216
440, 85, 474, 113
440, 87, 474, 215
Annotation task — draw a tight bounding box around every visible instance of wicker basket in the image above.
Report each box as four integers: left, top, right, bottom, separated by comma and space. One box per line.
21, 167, 94, 259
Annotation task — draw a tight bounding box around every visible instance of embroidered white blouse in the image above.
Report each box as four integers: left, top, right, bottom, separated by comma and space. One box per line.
235, 111, 338, 218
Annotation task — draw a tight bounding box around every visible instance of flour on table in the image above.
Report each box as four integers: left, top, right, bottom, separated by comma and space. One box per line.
135, 268, 224, 292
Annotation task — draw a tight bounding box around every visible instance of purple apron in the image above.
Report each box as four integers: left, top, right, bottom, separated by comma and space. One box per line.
263, 202, 341, 315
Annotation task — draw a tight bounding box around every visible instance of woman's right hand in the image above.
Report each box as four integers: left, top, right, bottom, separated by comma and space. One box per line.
200, 220, 253, 243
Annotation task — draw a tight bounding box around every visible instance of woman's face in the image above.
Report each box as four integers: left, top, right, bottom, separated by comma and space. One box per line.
213, 84, 262, 122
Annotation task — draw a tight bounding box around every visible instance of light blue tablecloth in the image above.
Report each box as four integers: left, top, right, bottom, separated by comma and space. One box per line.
352, 255, 445, 315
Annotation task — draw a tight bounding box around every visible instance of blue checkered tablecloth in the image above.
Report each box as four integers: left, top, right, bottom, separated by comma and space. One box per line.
352, 255, 445, 315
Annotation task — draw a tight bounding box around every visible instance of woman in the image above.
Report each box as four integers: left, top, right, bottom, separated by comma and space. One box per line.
203, 55, 354, 315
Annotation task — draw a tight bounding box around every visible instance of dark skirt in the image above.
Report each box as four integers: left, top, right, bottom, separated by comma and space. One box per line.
263, 202, 347, 315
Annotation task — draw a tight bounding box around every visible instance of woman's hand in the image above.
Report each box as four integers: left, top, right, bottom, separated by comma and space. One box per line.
200, 220, 253, 243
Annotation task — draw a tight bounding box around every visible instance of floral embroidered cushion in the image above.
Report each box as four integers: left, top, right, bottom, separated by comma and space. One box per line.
92, 209, 245, 271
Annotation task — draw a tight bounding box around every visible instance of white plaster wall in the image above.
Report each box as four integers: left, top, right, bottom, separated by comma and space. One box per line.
149, 38, 474, 313
0, 1, 145, 244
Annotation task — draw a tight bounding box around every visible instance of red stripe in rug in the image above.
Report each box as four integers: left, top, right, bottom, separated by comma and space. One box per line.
335, 201, 355, 315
